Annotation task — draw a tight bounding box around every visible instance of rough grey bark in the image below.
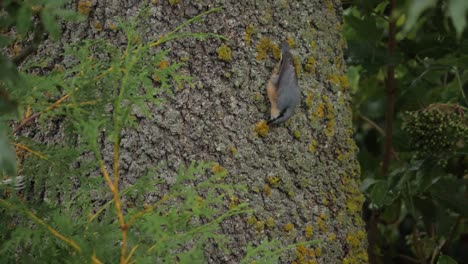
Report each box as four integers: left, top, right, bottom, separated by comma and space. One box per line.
34, 0, 368, 263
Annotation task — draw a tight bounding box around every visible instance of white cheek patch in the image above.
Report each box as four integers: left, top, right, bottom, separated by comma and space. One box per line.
270, 108, 280, 119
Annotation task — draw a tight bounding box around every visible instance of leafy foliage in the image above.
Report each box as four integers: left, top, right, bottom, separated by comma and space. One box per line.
345, 0, 468, 263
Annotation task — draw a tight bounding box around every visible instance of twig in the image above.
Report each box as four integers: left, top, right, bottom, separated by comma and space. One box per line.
0, 199, 81, 252
382, 0, 397, 175
12, 142, 48, 160
127, 195, 170, 227
13, 92, 72, 134
96, 159, 127, 264
359, 115, 400, 161
360, 115, 385, 135
430, 216, 462, 264
397, 254, 420, 264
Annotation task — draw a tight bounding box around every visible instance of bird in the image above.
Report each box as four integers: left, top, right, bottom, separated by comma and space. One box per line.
266, 42, 300, 125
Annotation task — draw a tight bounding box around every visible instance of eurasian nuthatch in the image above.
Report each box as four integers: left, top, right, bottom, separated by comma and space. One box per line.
266, 42, 300, 125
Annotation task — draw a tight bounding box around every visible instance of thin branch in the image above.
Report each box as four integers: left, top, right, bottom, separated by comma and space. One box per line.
12, 142, 48, 160
12, 66, 113, 135
91, 252, 104, 264
430, 216, 462, 264
397, 254, 420, 264
360, 115, 385, 135
13, 92, 72, 134
127, 195, 170, 227
359, 115, 400, 161
382, 0, 397, 175
0, 199, 81, 252
96, 159, 127, 264
125, 245, 139, 263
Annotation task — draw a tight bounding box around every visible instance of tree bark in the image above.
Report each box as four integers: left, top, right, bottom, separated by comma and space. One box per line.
36, 0, 368, 262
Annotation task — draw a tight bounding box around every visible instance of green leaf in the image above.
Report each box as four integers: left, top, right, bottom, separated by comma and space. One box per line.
437, 255, 458, 264
370, 180, 390, 207
360, 177, 379, 192
447, 0, 468, 37
404, 0, 437, 33
40, 10, 60, 40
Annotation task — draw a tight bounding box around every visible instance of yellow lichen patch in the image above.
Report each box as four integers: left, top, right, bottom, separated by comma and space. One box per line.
272, 45, 281, 60
253, 92, 263, 101
168, 0, 180, 6
78, 1, 92, 15
256, 37, 280, 61
317, 216, 327, 232
94, 22, 102, 31
293, 56, 301, 77
294, 130, 301, 139
328, 74, 340, 85
211, 163, 227, 176
305, 224, 313, 238
247, 216, 257, 225
217, 44, 232, 62
315, 247, 322, 257
347, 192, 364, 215
343, 230, 368, 264
305, 56, 316, 74
254, 120, 269, 137
108, 22, 118, 31
284, 223, 294, 233
266, 217, 275, 228
229, 195, 239, 209
295, 244, 307, 262
346, 231, 366, 249
310, 41, 317, 49
287, 37, 296, 47
268, 176, 280, 188
315, 103, 325, 118
159, 60, 169, 69
195, 196, 205, 207
245, 24, 254, 46
323, 95, 336, 137
263, 184, 271, 196
339, 75, 350, 90
322, 197, 329, 205
306, 92, 314, 108
328, 233, 337, 241
255, 221, 265, 232
268, 176, 281, 188
308, 139, 318, 153
308, 248, 315, 258
229, 146, 237, 156
327, 1, 334, 13
336, 22, 343, 30
328, 74, 350, 90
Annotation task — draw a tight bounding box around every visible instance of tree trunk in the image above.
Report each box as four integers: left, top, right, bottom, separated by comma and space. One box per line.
38, 0, 368, 262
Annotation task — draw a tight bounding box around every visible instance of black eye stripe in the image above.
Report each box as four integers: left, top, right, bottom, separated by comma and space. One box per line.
267, 108, 287, 125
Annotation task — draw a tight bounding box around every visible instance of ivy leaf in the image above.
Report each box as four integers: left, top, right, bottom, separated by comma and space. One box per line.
447, 0, 468, 38
404, 0, 437, 33
437, 255, 458, 264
